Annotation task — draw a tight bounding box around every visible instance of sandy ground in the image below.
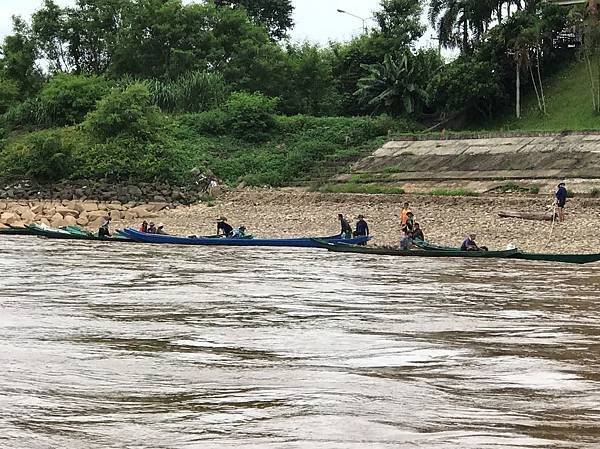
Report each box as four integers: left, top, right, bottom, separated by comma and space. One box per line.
113, 188, 600, 254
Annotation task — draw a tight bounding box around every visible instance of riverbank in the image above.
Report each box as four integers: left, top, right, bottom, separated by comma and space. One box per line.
2, 188, 598, 253
118, 189, 600, 254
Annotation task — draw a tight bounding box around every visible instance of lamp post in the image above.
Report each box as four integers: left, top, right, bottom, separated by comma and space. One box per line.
336, 9, 373, 34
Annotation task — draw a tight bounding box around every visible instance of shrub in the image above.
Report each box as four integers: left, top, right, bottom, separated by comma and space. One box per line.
224, 92, 277, 142
38, 74, 112, 126
0, 79, 20, 115
0, 130, 74, 181
591, 187, 600, 198
84, 83, 164, 142
427, 188, 479, 197
181, 109, 228, 136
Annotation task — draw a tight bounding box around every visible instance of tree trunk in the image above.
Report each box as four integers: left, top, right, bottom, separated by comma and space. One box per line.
536, 49, 547, 114
585, 50, 598, 112
516, 60, 521, 119
463, 17, 469, 54
529, 56, 543, 114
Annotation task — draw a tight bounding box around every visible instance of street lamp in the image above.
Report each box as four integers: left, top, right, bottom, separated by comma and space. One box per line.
336, 9, 373, 34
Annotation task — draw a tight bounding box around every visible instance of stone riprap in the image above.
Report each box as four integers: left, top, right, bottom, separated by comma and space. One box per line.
340, 134, 600, 192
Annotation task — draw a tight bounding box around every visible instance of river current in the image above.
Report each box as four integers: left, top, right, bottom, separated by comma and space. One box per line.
1, 236, 599, 448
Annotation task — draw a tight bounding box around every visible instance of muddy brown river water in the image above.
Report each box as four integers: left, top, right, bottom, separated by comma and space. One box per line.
1, 236, 599, 448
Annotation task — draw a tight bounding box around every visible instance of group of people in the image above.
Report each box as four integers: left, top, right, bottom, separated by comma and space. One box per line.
139, 221, 168, 235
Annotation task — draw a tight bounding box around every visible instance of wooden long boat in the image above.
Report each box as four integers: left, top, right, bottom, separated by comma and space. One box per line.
121, 228, 371, 248
353, 240, 600, 264
498, 210, 555, 221
0, 226, 37, 236
312, 240, 518, 259
27, 224, 133, 242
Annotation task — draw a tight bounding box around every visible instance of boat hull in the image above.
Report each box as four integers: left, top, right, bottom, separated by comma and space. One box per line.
27, 224, 133, 242
313, 240, 518, 258
121, 228, 371, 247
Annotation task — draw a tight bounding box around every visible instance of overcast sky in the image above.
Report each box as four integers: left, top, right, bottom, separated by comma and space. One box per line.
0, 0, 440, 49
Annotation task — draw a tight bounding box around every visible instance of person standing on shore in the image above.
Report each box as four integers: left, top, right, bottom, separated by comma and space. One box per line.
555, 182, 568, 222
338, 214, 352, 239
401, 202, 411, 226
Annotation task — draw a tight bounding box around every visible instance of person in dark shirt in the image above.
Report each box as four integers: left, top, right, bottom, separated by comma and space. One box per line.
354, 215, 369, 236
98, 217, 111, 238
147, 222, 157, 234
555, 182, 567, 222
217, 217, 234, 237
461, 234, 488, 252
338, 213, 352, 239
412, 222, 424, 242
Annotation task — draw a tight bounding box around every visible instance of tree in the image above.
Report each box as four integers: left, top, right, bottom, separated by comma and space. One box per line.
355, 52, 439, 117
214, 0, 294, 40
374, 0, 425, 50
0, 17, 43, 96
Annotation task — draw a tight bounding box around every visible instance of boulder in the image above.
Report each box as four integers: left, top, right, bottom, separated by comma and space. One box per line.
31, 204, 44, 215
153, 195, 167, 203
50, 213, 67, 228
0, 202, 6, 211
1, 212, 19, 223
123, 211, 137, 221
76, 217, 89, 227
56, 206, 79, 218
87, 210, 109, 221
109, 210, 123, 220
106, 203, 124, 211
82, 202, 99, 212
19, 209, 36, 223
39, 217, 51, 226
147, 202, 169, 212
88, 218, 105, 230
6, 219, 26, 227
63, 215, 78, 226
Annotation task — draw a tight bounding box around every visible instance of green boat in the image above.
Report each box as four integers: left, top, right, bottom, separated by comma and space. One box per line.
360, 239, 600, 265
0, 226, 37, 236
313, 239, 519, 259
27, 224, 133, 242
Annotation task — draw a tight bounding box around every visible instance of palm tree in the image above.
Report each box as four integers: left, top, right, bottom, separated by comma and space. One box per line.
428, 0, 497, 54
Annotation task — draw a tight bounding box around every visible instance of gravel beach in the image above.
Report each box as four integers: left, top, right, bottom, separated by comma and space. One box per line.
125, 188, 600, 254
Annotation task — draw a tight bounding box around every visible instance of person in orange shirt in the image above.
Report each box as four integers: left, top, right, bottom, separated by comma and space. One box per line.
401, 202, 411, 226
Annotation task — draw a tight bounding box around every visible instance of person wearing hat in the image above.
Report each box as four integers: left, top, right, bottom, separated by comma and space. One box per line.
555, 182, 568, 222
338, 214, 352, 239
139, 220, 148, 233
354, 215, 369, 237
156, 223, 168, 235
217, 217, 234, 237
147, 222, 157, 234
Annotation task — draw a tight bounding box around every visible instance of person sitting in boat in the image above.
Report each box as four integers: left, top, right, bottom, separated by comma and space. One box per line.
231, 225, 247, 238
461, 234, 488, 252
401, 212, 415, 234
139, 220, 148, 233
217, 217, 234, 237
156, 223, 168, 235
98, 217, 111, 238
338, 214, 352, 239
412, 222, 425, 242
147, 222, 158, 234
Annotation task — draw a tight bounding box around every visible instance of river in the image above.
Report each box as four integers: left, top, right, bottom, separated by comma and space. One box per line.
1, 236, 599, 448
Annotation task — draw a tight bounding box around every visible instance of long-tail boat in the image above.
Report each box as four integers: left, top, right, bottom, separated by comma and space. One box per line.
121, 227, 371, 248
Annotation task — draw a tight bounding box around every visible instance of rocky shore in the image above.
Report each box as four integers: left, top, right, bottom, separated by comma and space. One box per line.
2, 188, 599, 254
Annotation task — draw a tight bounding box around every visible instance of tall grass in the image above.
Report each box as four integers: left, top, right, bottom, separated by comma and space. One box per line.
144, 71, 229, 113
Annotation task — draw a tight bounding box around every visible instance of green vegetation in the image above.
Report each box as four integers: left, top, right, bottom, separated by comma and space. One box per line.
491, 182, 541, 194
591, 187, 600, 198
318, 183, 405, 195
0, 0, 598, 188
492, 60, 600, 131
427, 188, 479, 197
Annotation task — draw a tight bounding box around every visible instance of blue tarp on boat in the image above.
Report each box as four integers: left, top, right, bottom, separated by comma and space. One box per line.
120, 228, 372, 248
